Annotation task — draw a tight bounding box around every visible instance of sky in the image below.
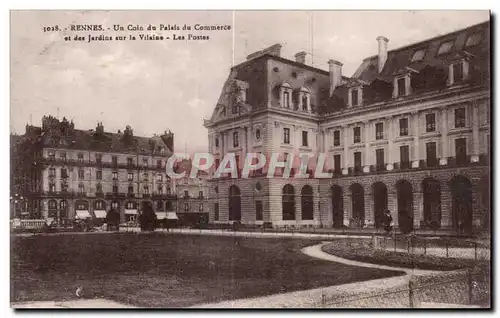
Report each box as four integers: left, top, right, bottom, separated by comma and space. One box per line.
10, 10, 489, 152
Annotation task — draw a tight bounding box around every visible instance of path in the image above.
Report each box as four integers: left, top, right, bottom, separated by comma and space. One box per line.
12, 299, 136, 309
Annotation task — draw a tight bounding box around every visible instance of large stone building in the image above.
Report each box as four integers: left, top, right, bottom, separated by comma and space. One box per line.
204, 21, 491, 233
12, 116, 176, 223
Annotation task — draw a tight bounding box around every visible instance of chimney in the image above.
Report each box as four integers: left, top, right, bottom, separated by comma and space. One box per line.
376, 36, 389, 73
328, 59, 343, 97
246, 44, 282, 60
294, 51, 307, 64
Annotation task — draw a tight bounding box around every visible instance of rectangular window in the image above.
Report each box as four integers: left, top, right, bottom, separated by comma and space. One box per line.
400, 145, 410, 168
283, 128, 290, 144
96, 183, 103, 193
215, 137, 219, 148
112, 185, 118, 193
60, 152, 67, 161
143, 173, 149, 181
127, 157, 133, 166
112, 172, 118, 180
302, 131, 308, 147
95, 154, 101, 164
61, 168, 68, 179
334, 154, 341, 174
255, 200, 263, 221
144, 186, 149, 195
78, 169, 84, 180
283, 91, 290, 108
157, 174, 163, 182
455, 138, 467, 165
96, 170, 102, 180
49, 183, 56, 193
184, 203, 189, 212
455, 108, 466, 128
48, 168, 56, 178
375, 122, 384, 140
453, 62, 464, 84
351, 89, 359, 106
198, 204, 203, 212
426, 113, 436, 132
233, 131, 239, 147
376, 149, 385, 169
214, 203, 219, 221
157, 160, 162, 168
399, 118, 409, 136
232, 104, 238, 114
112, 156, 118, 165
167, 187, 171, 195
426, 142, 437, 167
48, 151, 55, 160
333, 130, 340, 146
199, 191, 204, 199
77, 153, 84, 162
143, 158, 148, 167
354, 152, 362, 170
397, 77, 406, 97
215, 158, 220, 170
128, 172, 133, 181
184, 190, 189, 198
157, 185, 163, 194
302, 95, 308, 111
353, 127, 361, 143
78, 184, 85, 194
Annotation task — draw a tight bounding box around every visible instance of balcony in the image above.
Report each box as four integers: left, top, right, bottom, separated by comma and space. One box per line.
95, 191, 104, 198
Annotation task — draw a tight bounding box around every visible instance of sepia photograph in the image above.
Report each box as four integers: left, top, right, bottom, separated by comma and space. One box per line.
9, 9, 491, 309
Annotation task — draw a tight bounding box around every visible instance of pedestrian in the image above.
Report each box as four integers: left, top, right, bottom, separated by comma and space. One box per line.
383, 209, 393, 234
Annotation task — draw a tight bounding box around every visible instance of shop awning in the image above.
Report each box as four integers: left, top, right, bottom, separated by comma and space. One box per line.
166, 212, 179, 220
94, 210, 107, 218
75, 210, 91, 219
124, 209, 138, 215
156, 212, 167, 220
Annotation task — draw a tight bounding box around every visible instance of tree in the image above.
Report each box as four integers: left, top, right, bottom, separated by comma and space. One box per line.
139, 202, 157, 231
106, 208, 120, 231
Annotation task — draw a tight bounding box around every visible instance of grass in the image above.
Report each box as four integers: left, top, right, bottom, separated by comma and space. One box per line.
11, 233, 404, 308
322, 240, 490, 271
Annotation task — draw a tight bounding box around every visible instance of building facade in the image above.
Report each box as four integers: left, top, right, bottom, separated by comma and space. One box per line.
204, 21, 491, 233
13, 116, 177, 224
175, 163, 211, 225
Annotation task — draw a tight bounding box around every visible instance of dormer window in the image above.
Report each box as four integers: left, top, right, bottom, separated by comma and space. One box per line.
283, 91, 290, 108
437, 41, 453, 56
449, 60, 468, 85
393, 74, 411, 98
465, 33, 482, 47
299, 87, 311, 112
411, 49, 426, 62
349, 87, 362, 107
280, 82, 293, 108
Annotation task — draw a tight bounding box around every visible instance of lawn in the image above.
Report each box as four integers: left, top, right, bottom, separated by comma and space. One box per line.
322, 240, 490, 271
11, 233, 404, 308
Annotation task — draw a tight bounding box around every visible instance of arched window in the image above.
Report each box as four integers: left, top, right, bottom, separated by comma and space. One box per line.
331, 185, 343, 228
156, 200, 164, 211
126, 201, 137, 210
301, 185, 314, 220
94, 200, 106, 210
228, 185, 241, 221
48, 199, 57, 209
282, 184, 295, 220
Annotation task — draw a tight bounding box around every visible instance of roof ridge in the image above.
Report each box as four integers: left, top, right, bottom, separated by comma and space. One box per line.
363, 19, 489, 61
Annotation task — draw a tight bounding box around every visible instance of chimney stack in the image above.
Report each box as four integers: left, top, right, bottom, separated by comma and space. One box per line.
376, 36, 389, 73
328, 59, 343, 97
294, 51, 307, 64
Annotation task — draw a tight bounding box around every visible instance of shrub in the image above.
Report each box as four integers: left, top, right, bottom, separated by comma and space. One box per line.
139, 203, 157, 231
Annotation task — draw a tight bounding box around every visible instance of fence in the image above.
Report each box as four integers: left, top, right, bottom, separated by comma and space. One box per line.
10, 219, 47, 230
375, 236, 490, 261
317, 269, 490, 308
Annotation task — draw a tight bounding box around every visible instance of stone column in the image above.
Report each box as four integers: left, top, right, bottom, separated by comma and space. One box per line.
363, 121, 371, 173
387, 190, 397, 226
440, 189, 453, 228
411, 111, 420, 168
440, 107, 449, 165
386, 116, 394, 171
342, 125, 349, 175
471, 102, 480, 162
413, 191, 423, 229
343, 192, 351, 226
364, 192, 374, 227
